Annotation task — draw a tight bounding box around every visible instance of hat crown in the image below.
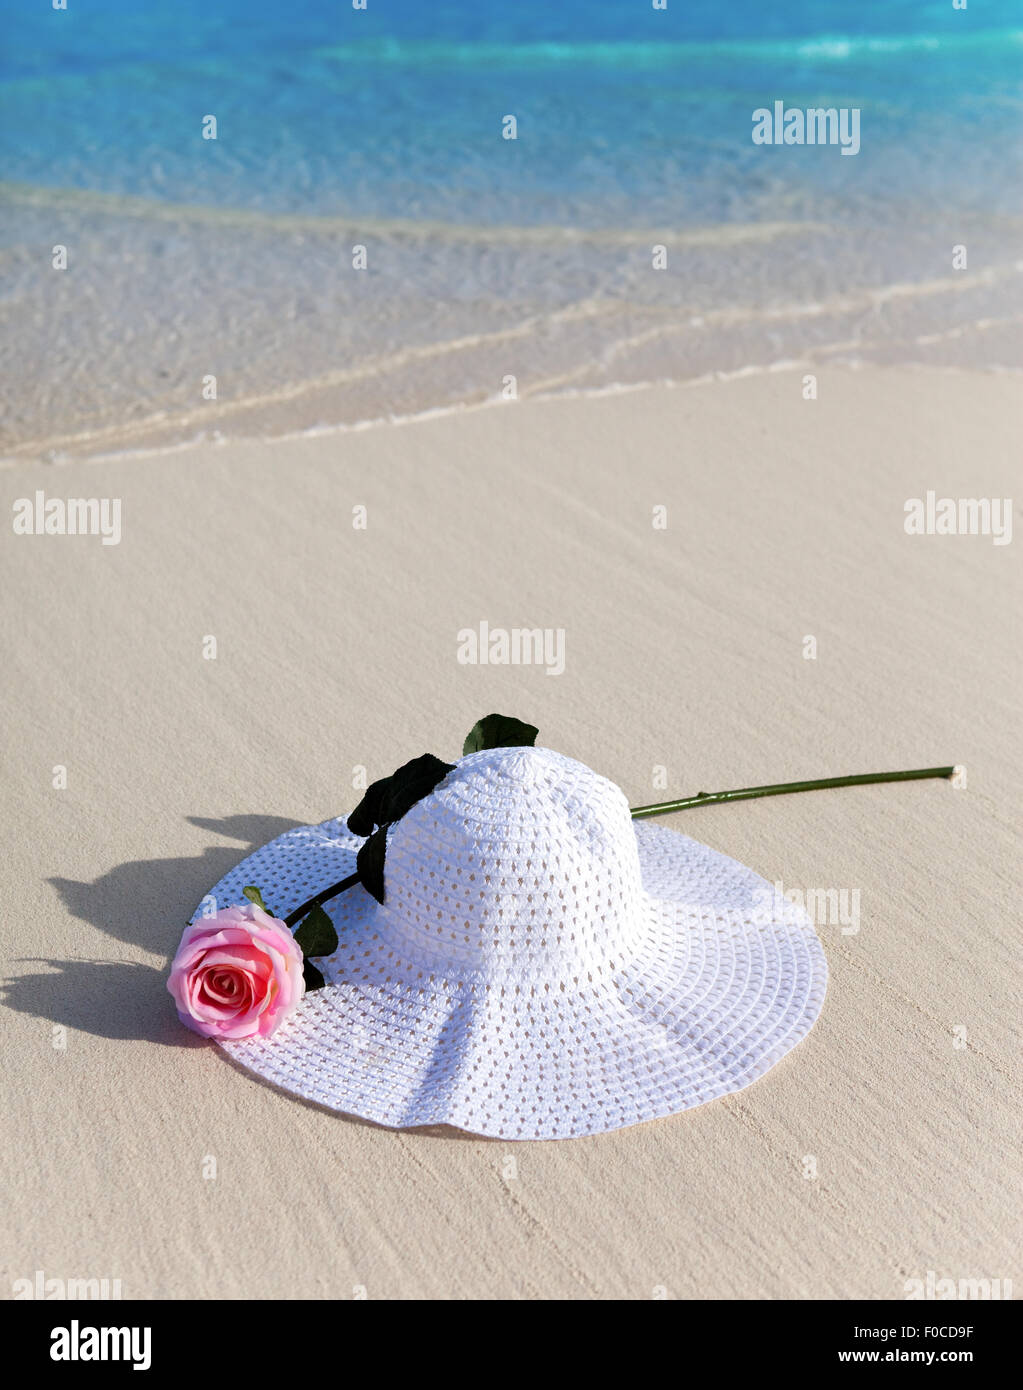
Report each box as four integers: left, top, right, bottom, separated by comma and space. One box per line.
379, 746, 647, 972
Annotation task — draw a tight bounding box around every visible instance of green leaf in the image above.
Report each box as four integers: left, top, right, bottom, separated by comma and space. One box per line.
292, 903, 339, 960
347, 753, 455, 837
242, 885, 268, 912
379, 754, 455, 823
462, 714, 539, 758
356, 825, 389, 904
303, 959, 326, 992
346, 775, 391, 837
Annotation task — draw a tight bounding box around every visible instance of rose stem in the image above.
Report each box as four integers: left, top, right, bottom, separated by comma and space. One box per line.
629, 766, 957, 819
284, 871, 360, 929
283, 765, 957, 926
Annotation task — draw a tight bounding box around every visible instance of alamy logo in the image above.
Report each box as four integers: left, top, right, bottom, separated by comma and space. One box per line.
904, 492, 1012, 545
50, 1321, 151, 1372
751, 879, 861, 935
12, 490, 122, 545
12, 1269, 121, 1300
752, 101, 860, 156
456, 621, 565, 676
904, 1271, 1013, 1301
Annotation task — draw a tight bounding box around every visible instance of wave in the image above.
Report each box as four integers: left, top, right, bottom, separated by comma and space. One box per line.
8, 342, 1021, 471
313, 29, 1023, 68
4, 260, 1018, 464
0, 180, 831, 246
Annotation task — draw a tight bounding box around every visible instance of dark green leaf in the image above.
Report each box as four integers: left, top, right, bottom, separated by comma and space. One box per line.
357, 825, 389, 904
346, 775, 391, 837
242, 885, 268, 912
379, 754, 455, 823
303, 959, 326, 992
292, 903, 339, 960
347, 754, 455, 837
462, 714, 539, 758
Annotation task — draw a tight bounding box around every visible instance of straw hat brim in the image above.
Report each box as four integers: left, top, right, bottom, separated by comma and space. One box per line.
193, 816, 828, 1139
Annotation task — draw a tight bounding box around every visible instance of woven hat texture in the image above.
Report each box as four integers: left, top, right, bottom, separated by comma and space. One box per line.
196, 746, 828, 1139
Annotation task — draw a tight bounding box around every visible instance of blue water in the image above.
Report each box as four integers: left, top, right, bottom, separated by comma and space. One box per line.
2, 1, 1021, 453
3, 0, 1021, 225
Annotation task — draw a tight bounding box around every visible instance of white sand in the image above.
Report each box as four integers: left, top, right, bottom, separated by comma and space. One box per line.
2, 366, 1019, 1298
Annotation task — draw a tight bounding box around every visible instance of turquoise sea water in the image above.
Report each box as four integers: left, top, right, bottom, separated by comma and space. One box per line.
5, 0, 1022, 223
1, 0, 1021, 452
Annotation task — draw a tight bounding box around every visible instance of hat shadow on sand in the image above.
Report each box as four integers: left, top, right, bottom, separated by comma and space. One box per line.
3, 815, 301, 1048
1, 959, 201, 1047
47, 814, 304, 954
9, 813, 483, 1136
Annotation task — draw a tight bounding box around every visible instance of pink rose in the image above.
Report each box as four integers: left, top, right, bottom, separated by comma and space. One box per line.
168, 903, 305, 1040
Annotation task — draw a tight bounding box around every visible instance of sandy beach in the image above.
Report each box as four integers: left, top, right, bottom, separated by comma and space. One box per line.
2, 365, 1019, 1298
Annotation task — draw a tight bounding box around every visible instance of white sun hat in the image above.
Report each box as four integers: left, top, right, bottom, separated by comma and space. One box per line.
194, 742, 828, 1139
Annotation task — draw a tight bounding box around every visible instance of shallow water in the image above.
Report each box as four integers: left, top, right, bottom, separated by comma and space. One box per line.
2, 0, 1021, 455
